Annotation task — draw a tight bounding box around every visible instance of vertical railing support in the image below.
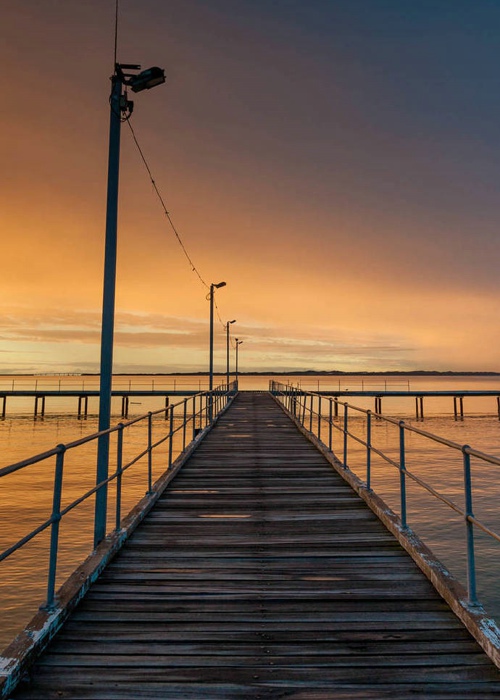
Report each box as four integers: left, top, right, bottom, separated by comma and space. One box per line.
182, 399, 187, 450
44, 445, 66, 610
192, 395, 197, 440
462, 445, 478, 605
366, 410, 372, 490
328, 398, 333, 451
343, 403, 348, 468
147, 413, 153, 495
115, 423, 124, 528
318, 396, 322, 441
168, 405, 174, 468
399, 421, 408, 529
309, 394, 314, 433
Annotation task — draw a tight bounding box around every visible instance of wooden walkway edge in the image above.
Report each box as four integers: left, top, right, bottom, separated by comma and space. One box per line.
5, 392, 500, 698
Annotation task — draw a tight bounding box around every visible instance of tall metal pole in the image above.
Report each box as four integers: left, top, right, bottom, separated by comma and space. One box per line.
225, 319, 235, 389
235, 339, 243, 389
226, 322, 230, 389
209, 284, 215, 394
235, 340, 239, 386
94, 71, 122, 548
208, 282, 226, 419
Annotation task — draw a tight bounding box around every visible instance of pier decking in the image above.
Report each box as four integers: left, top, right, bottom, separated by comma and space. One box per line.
8, 392, 500, 698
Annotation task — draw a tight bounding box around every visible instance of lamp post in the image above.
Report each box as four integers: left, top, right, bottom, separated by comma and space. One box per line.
225, 319, 236, 389
94, 62, 165, 548
235, 338, 244, 389
208, 282, 226, 421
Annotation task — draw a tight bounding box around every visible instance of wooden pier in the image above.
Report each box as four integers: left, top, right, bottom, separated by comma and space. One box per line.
7, 392, 500, 698
0, 390, 194, 419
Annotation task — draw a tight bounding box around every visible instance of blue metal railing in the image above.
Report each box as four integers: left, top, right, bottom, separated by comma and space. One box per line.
0, 384, 236, 611
271, 381, 500, 608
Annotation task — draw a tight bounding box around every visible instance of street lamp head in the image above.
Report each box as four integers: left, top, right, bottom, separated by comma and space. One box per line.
129, 66, 166, 92
230, 319, 236, 324
212, 281, 226, 289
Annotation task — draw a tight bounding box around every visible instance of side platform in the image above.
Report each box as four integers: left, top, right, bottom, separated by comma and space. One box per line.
7, 392, 500, 698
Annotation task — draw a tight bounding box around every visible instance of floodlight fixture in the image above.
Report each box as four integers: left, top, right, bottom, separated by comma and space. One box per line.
129, 66, 166, 93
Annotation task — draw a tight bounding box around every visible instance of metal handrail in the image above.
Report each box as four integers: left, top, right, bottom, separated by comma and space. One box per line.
0, 377, 218, 393
270, 380, 500, 607
0, 383, 236, 610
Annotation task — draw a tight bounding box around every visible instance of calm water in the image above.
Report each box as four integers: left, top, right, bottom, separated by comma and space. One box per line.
1, 373, 500, 651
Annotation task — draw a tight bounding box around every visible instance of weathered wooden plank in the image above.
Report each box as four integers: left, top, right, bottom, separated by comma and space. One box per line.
11, 681, 500, 700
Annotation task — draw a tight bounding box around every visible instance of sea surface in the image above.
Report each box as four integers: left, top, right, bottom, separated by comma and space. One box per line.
1, 373, 500, 651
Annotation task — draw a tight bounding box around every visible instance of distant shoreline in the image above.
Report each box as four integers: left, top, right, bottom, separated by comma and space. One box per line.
3, 370, 498, 377
113, 370, 500, 377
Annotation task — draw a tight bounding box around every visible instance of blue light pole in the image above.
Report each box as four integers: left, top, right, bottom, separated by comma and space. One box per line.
226, 319, 236, 388
94, 63, 165, 548
208, 282, 226, 422
235, 338, 244, 390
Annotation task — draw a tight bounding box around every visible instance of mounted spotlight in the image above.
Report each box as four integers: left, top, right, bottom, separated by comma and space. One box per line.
129, 66, 166, 93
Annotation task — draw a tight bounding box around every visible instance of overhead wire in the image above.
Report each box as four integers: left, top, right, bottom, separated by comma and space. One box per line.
126, 118, 210, 290
113, 1, 235, 346
125, 118, 228, 329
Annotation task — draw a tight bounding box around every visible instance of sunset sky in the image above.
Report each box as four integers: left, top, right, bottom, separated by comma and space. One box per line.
2, 0, 500, 374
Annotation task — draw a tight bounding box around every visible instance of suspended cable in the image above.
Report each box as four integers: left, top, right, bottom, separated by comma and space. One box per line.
126, 118, 211, 290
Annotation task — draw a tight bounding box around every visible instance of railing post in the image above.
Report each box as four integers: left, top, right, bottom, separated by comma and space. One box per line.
328, 398, 333, 451
318, 396, 322, 441
147, 413, 153, 495
462, 445, 478, 605
366, 410, 372, 490
44, 445, 66, 610
182, 399, 187, 451
192, 395, 197, 440
168, 404, 174, 468
309, 394, 314, 433
208, 391, 213, 424
343, 403, 348, 467
399, 421, 407, 529
116, 423, 124, 528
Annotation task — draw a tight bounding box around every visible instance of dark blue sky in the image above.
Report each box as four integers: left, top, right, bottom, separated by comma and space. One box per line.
2, 0, 500, 372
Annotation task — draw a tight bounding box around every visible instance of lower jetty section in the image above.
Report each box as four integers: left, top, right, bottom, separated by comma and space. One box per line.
9, 393, 500, 698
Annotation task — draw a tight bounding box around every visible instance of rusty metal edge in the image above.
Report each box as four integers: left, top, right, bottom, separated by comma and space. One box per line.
272, 393, 500, 670
0, 394, 237, 699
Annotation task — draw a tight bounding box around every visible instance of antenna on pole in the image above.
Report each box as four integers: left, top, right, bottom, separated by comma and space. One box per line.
113, 0, 119, 68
